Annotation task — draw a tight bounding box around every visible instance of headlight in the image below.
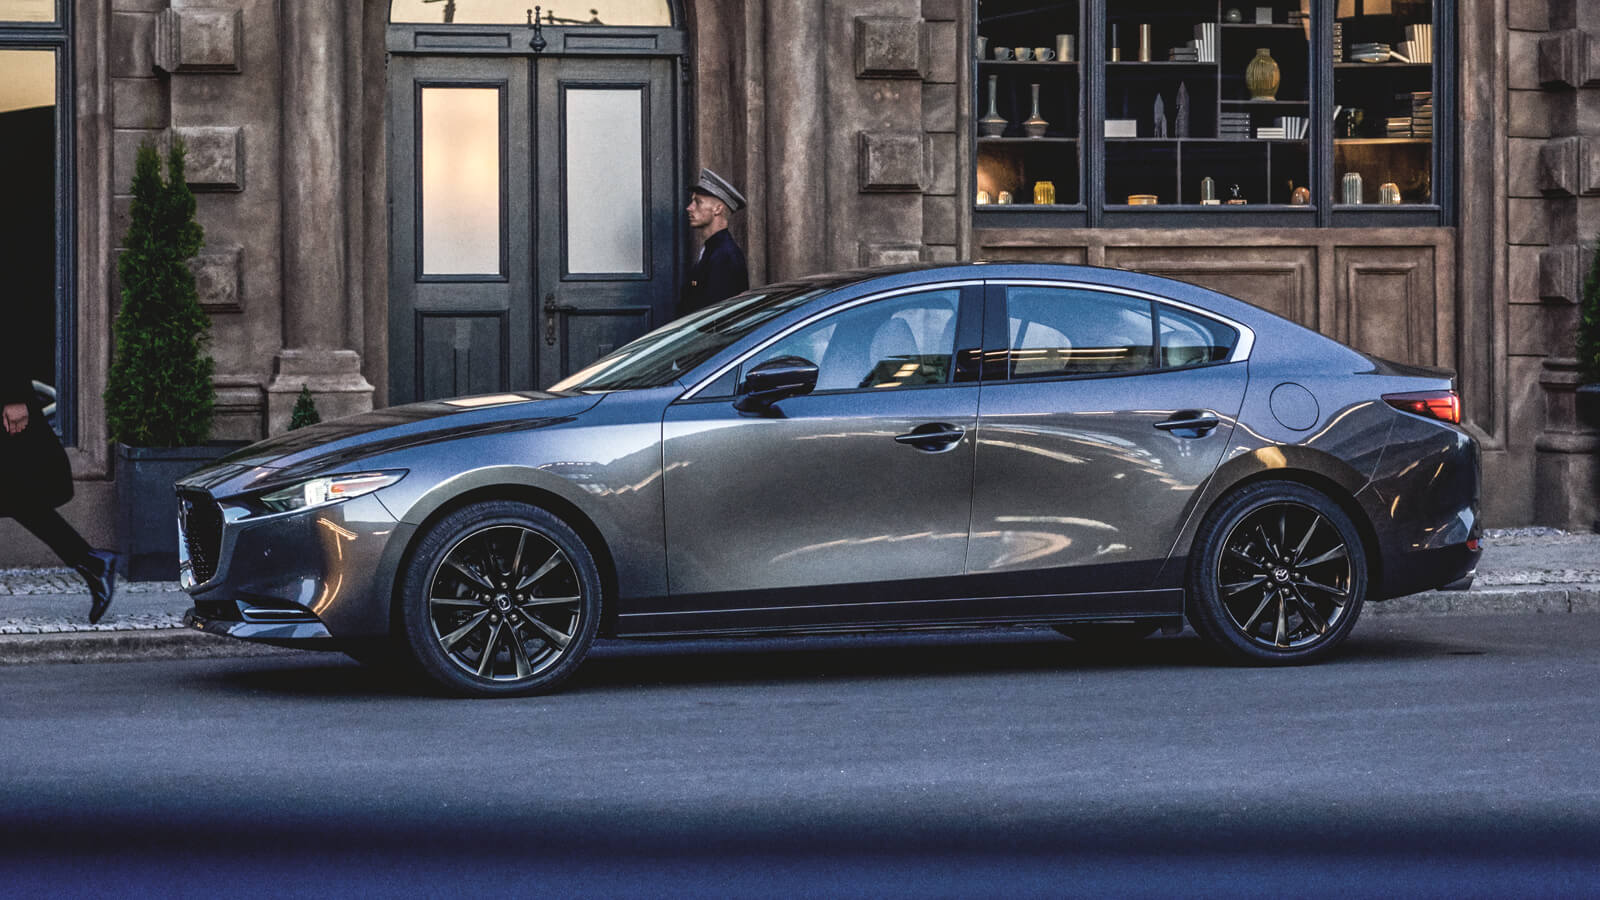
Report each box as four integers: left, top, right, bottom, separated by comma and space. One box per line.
256, 471, 406, 515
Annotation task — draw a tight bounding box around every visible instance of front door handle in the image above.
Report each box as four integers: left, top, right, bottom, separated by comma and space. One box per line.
895, 423, 966, 451
1154, 411, 1221, 437
544, 292, 577, 347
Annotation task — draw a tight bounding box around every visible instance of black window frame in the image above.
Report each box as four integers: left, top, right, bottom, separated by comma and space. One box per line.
972, 0, 1455, 230
1, 1, 75, 443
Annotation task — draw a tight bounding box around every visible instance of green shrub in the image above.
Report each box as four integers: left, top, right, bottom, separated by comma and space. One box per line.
1582, 233, 1600, 383
288, 386, 322, 431
105, 140, 215, 446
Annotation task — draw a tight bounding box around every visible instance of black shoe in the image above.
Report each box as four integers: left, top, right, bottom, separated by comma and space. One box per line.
80, 550, 118, 624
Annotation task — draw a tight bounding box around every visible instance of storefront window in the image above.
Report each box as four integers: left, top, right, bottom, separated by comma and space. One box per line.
974, 0, 1449, 226
390, 0, 670, 27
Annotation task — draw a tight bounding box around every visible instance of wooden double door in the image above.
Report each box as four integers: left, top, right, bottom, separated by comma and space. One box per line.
388, 54, 680, 402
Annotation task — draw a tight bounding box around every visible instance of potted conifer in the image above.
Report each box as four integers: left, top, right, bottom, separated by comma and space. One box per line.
105, 140, 232, 579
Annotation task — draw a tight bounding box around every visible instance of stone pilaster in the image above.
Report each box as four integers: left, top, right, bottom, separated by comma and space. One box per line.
764, 0, 827, 280
268, 0, 372, 429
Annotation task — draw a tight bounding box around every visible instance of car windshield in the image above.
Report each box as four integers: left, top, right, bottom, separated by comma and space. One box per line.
551, 283, 831, 392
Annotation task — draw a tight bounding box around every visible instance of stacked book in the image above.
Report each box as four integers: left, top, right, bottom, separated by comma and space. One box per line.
1191, 23, 1217, 63
1219, 111, 1251, 140
1257, 124, 1287, 140
1351, 41, 1391, 63
1411, 90, 1433, 138
1332, 21, 1344, 61
1386, 115, 1412, 137
1169, 44, 1200, 62
1274, 115, 1309, 139
1401, 23, 1433, 62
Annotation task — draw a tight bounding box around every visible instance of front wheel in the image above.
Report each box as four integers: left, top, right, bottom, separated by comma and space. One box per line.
399, 501, 602, 697
1187, 482, 1366, 665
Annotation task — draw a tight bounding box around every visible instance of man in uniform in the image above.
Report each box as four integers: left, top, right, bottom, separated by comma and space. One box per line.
680, 168, 749, 316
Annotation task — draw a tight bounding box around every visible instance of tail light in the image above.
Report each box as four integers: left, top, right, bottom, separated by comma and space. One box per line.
1383, 390, 1461, 425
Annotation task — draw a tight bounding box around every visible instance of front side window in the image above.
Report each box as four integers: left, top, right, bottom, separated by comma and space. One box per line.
1003, 287, 1155, 378
745, 290, 962, 392
974, 0, 1449, 226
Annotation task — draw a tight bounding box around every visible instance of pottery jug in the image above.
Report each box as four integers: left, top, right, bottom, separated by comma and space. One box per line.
1024, 83, 1049, 137
979, 74, 1008, 137
1245, 48, 1280, 100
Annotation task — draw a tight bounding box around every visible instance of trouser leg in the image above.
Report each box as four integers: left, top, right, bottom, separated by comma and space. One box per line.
8, 506, 92, 569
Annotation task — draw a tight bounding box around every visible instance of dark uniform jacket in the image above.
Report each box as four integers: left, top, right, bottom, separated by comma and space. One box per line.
0, 351, 72, 515
680, 229, 749, 317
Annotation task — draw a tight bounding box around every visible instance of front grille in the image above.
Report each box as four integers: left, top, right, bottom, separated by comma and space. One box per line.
178, 490, 223, 584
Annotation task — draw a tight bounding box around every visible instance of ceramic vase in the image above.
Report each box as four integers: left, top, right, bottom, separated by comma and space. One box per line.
1024, 83, 1048, 137
979, 74, 1008, 137
1341, 172, 1364, 204
1245, 48, 1280, 100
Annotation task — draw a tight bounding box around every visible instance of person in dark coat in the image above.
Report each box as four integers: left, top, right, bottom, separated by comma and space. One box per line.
1, 355, 117, 622
680, 168, 750, 317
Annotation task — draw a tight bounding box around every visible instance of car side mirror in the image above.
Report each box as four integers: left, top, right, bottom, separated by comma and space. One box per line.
734, 356, 818, 415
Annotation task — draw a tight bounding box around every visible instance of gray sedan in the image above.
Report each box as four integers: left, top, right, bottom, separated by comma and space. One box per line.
178, 263, 1480, 696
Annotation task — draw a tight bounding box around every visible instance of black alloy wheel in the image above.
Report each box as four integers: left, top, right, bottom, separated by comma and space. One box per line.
400, 501, 602, 696
1188, 482, 1366, 664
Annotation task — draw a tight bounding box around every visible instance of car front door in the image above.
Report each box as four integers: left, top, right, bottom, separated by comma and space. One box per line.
966, 281, 1249, 617
645, 285, 984, 634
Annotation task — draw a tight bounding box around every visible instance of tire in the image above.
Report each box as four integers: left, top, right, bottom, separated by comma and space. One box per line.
1187, 481, 1366, 665
1051, 622, 1160, 643
399, 500, 602, 697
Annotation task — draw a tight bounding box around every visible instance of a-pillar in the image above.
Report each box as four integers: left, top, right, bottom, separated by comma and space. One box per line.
265, 0, 373, 433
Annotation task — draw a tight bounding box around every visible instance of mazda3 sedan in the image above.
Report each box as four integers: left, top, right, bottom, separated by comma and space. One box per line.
179, 263, 1480, 696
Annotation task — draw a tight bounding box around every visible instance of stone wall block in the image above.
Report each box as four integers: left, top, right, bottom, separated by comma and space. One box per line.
155, 8, 244, 74
1537, 30, 1584, 88
922, 195, 957, 244
1538, 244, 1578, 302
923, 244, 959, 263
109, 12, 157, 78
1538, 136, 1578, 195
854, 17, 925, 79
173, 125, 244, 191
921, 0, 957, 23
924, 21, 958, 84
859, 242, 924, 267
112, 77, 169, 130
1584, 137, 1600, 195
192, 246, 243, 314
922, 83, 956, 132
923, 133, 956, 195
858, 131, 924, 192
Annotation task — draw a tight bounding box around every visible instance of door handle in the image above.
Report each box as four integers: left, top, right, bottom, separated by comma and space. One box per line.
544, 292, 576, 347
1154, 412, 1221, 436
895, 423, 966, 451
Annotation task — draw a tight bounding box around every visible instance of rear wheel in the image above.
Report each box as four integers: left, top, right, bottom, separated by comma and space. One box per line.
1188, 482, 1366, 664
399, 501, 602, 697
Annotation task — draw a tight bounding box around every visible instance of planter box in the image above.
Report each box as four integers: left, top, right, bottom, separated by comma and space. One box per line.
115, 442, 245, 581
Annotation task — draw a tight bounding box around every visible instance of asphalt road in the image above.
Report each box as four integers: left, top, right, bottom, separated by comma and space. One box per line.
3, 615, 1598, 897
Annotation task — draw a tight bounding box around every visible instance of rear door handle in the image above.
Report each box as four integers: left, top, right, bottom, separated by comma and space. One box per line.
895, 423, 966, 451
1154, 412, 1221, 436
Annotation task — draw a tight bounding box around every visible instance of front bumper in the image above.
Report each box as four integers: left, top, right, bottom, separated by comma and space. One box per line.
179, 491, 414, 641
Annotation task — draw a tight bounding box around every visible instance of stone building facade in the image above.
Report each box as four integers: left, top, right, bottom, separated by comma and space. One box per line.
0, 0, 1595, 564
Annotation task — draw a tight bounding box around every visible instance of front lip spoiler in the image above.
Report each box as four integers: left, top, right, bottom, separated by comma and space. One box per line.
184, 608, 334, 643
1438, 570, 1476, 592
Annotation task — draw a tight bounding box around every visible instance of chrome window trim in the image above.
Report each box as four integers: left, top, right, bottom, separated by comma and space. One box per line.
679, 280, 985, 400
989, 279, 1256, 364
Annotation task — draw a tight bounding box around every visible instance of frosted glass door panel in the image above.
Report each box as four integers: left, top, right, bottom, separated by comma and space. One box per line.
564, 87, 644, 275
421, 86, 502, 276
391, 0, 670, 26
0, 0, 55, 22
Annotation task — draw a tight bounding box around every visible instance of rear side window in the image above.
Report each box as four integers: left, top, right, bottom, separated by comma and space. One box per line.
1157, 304, 1238, 368
1003, 287, 1155, 379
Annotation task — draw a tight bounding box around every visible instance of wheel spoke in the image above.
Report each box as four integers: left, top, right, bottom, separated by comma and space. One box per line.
1274, 591, 1289, 647
447, 559, 496, 592
1291, 515, 1322, 565
1255, 524, 1280, 559
440, 610, 490, 651
519, 595, 581, 610
1226, 546, 1266, 571
526, 616, 574, 650
1223, 576, 1267, 597
1300, 578, 1348, 605
1242, 587, 1277, 633
1300, 544, 1348, 568
516, 551, 563, 591
1277, 508, 1288, 557
509, 530, 529, 579
476, 620, 504, 677
1290, 586, 1329, 634
430, 595, 488, 609
508, 627, 534, 679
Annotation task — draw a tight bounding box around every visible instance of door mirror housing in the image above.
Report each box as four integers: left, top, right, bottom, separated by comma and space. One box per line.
734, 356, 819, 414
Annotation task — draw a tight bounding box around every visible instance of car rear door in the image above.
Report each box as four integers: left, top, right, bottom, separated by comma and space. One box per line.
641, 284, 984, 634
965, 280, 1249, 615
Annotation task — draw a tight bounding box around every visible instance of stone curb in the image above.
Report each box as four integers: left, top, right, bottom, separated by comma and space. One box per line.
0, 586, 1596, 666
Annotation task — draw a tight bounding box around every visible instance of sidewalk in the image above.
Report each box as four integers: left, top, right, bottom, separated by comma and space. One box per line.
2, 528, 1596, 664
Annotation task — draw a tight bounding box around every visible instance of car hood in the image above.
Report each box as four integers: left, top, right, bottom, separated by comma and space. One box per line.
180, 391, 605, 494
